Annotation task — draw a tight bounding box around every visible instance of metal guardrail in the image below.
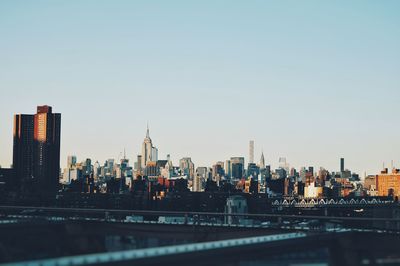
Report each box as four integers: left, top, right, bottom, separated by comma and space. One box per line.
1, 232, 312, 266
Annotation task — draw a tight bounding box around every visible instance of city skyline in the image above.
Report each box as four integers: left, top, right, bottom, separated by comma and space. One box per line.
1, 105, 398, 177
1, 101, 400, 176
1, 1, 400, 175
1, 3, 400, 264
5, 104, 398, 199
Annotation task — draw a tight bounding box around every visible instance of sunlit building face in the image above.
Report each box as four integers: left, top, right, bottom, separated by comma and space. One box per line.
34, 113, 47, 142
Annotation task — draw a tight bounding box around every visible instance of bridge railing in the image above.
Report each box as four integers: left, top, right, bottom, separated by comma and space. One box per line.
270, 196, 396, 207
1, 205, 400, 232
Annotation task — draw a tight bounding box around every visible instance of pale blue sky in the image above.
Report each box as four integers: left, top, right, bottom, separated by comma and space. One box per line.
1, 1, 399, 175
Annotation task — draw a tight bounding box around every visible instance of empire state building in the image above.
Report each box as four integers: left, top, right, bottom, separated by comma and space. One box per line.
141, 125, 158, 168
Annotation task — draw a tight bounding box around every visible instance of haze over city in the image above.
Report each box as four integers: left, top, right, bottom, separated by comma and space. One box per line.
1, 1, 399, 175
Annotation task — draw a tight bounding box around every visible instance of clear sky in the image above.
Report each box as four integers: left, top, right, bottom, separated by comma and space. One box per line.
1, 1, 399, 176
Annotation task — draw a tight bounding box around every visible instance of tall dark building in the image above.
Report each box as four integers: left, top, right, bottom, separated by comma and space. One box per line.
340, 158, 345, 172
265, 165, 271, 179
13, 114, 34, 191
13, 106, 61, 194
33, 106, 61, 193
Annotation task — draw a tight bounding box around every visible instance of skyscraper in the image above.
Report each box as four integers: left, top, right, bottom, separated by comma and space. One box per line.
340, 158, 345, 173
192, 174, 202, 192
134, 155, 142, 173
151, 147, 158, 162
67, 155, 77, 168
265, 165, 271, 181
13, 114, 34, 190
247, 163, 260, 179
196, 167, 208, 180
225, 160, 231, 178
93, 160, 100, 181
141, 125, 158, 168
33, 106, 61, 193
259, 151, 265, 169
212, 161, 224, 179
13, 105, 61, 193
230, 157, 245, 179
249, 140, 254, 164
62, 155, 79, 184
179, 157, 195, 179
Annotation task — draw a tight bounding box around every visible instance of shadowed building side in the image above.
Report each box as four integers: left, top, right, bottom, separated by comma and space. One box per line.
13, 114, 34, 191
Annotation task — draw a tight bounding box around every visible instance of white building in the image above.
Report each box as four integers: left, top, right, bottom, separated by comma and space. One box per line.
249, 140, 254, 164
62, 155, 79, 184
62, 168, 79, 184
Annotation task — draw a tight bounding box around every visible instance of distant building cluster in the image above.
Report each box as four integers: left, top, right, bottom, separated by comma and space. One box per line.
1, 105, 400, 202
59, 132, 399, 200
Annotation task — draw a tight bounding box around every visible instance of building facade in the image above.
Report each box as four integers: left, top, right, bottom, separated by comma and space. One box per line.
249, 140, 254, 164
376, 168, 400, 197
13, 114, 34, 190
141, 126, 158, 169
179, 157, 195, 179
13, 106, 61, 194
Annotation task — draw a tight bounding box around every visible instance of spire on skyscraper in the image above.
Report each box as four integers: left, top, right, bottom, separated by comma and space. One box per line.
259, 151, 265, 169
142, 123, 154, 169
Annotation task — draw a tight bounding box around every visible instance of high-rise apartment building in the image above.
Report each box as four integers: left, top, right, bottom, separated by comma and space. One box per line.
13, 105, 61, 193
33, 106, 61, 193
